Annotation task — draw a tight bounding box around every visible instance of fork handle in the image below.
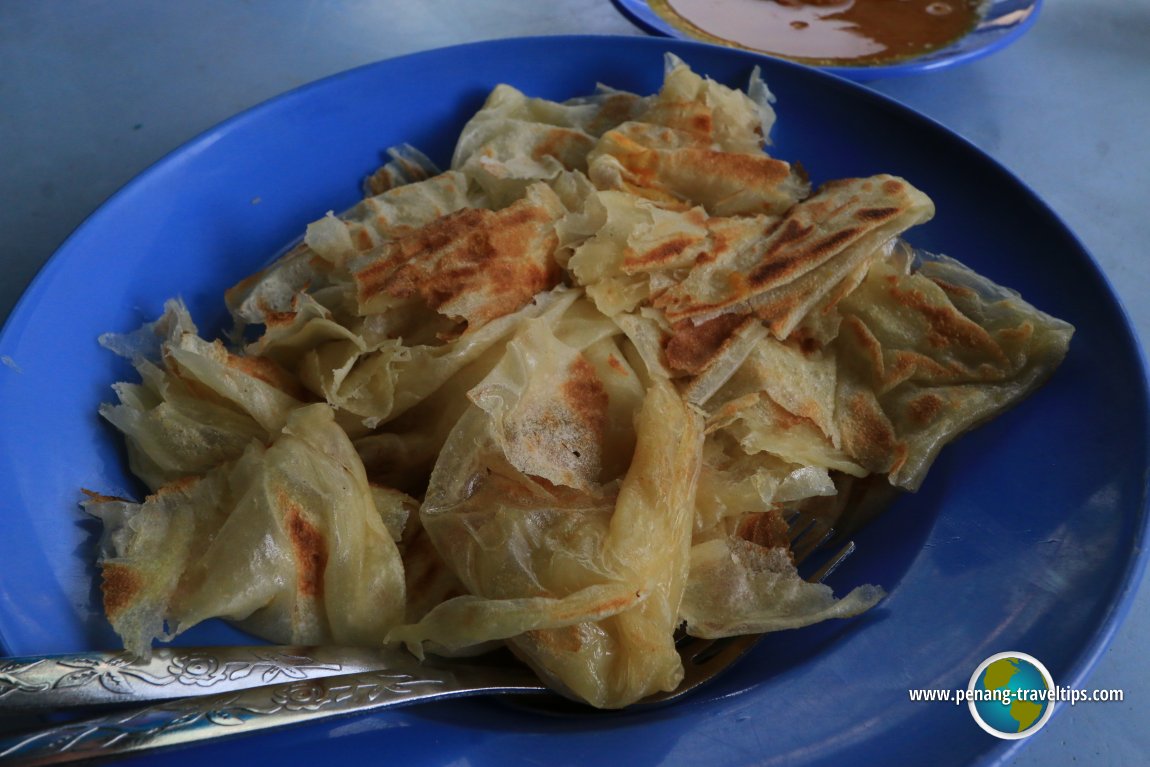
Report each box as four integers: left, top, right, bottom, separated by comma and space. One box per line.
0, 645, 414, 712
0, 662, 546, 765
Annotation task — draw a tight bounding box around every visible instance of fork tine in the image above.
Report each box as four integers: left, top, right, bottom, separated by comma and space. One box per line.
785, 510, 834, 564
808, 540, 855, 584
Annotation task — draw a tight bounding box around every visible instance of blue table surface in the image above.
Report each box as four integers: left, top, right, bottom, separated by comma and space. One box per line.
1, 2, 1146, 765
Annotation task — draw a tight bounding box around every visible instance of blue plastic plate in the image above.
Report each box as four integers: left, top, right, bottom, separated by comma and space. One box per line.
611, 0, 1043, 80
0, 35, 1145, 767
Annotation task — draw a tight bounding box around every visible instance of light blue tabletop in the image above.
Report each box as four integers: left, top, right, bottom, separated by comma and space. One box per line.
1, 2, 1146, 765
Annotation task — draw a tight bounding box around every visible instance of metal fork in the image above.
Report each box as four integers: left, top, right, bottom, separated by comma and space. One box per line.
0, 514, 855, 765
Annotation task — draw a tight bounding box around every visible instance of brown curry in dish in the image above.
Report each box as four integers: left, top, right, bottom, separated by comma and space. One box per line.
651, 0, 984, 66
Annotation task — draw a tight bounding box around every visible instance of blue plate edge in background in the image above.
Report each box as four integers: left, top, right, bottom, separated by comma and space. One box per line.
609, 0, 1045, 81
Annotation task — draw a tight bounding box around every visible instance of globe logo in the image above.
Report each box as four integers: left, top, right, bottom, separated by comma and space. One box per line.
968, 652, 1056, 739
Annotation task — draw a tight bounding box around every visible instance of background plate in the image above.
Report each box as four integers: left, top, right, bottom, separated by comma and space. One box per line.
610, 0, 1043, 80
0, 35, 1145, 767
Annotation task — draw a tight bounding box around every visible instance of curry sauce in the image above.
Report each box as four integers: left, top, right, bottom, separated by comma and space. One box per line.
650, 0, 985, 66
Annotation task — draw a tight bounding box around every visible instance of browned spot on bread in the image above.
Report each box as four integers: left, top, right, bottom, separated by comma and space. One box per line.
682, 148, 792, 189
655, 175, 929, 326
102, 563, 143, 620
663, 313, 751, 375
226, 271, 266, 307
749, 227, 859, 288
737, 509, 791, 552
356, 191, 562, 329
641, 98, 713, 135
842, 391, 901, 472
606, 354, 629, 376
841, 315, 885, 382
626, 234, 699, 271
907, 392, 945, 426
530, 127, 595, 171
753, 290, 805, 336
889, 444, 910, 476
604, 131, 662, 188
495, 352, 612, 490
887, 283, 1007, 363
690, 112, 713, 135
561, 356, 610, 447
769, 399, 815, 432
154, 475, 201, 497
928, 278, 978, 301
854, 206, 900, 222
594, 122, 795, 215
886, 349, 955, 385
793, 331, 822, 355
583, 92, 642, 136
281, 494, 328, 599
254, 297, 298, 328
225, 353, 307, 399
352, 225, 374, 251
81, 488, 132, 504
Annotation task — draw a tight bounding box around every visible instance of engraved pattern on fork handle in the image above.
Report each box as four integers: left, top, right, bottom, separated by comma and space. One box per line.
0, 646, 415, 712
0, 663, 547, 765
